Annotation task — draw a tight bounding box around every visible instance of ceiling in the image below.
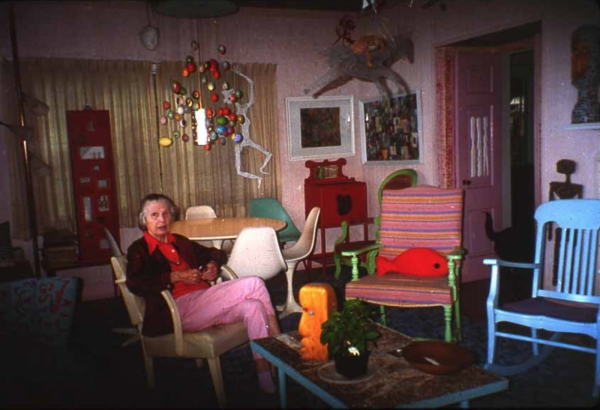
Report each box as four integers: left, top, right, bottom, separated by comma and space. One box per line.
148, 0, 433, 18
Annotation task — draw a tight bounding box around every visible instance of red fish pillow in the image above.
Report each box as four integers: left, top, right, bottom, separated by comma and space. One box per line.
376, 248, 449, 277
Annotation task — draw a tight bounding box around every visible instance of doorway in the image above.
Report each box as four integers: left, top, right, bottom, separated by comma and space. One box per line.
436, 23, 541, 319
436, 22, 540, 283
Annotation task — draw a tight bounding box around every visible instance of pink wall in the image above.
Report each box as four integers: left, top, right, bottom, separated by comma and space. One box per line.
1, 0, 599, 260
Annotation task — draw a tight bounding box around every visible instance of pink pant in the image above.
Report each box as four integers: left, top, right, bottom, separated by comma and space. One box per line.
176, 276, 276, 359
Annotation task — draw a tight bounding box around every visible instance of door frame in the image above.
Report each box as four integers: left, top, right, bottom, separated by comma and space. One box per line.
434, 27, 541, 278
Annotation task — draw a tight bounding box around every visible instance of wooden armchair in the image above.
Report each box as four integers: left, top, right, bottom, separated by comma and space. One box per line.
333, 169, 417, 279
345, 185, 465, 343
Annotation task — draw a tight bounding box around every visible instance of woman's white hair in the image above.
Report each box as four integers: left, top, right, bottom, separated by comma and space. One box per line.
137, 193, 178, 231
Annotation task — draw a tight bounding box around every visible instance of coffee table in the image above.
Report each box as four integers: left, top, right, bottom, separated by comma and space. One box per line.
250, 325, 508, 408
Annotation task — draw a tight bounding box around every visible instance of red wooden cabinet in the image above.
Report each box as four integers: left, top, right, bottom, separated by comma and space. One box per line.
304, 159, 368, 274
66, 110, 120, 262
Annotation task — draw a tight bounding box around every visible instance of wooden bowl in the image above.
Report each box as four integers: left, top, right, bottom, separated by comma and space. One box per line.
402, 341, 473, 375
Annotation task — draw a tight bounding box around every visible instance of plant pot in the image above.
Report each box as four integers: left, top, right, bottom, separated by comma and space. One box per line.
334, 348, 370, 379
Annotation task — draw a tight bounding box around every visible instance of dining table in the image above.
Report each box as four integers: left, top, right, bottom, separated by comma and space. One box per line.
170, 217, 287, 249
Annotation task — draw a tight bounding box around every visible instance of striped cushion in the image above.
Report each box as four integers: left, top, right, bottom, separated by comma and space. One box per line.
378, 185, 463, 259
346, 273, 452, 306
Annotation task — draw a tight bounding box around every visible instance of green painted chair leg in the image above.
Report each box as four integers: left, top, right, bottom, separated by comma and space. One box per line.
366, 250, 377, 275
454, 298, 462, 342
333, 252, 342, 279
443, 305, 453, 343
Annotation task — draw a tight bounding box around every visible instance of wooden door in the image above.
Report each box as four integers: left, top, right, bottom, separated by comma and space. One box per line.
455, 52, 503, 282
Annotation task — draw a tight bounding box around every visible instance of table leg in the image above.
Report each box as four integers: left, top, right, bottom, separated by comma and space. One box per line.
278, 368, 287, 408
212, 239, 224, 249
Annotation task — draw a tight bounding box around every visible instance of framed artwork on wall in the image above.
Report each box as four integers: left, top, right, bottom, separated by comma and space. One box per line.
358, 91, 423, 165
286, 95, 355, 161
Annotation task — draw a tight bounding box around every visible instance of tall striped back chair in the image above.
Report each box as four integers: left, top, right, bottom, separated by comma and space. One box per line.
378, 185, 463, 259
346, 185, 465, 343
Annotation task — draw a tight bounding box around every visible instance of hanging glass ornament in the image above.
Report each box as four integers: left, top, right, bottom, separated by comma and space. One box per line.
172, 81, 181, 94
159, 137, 173, 147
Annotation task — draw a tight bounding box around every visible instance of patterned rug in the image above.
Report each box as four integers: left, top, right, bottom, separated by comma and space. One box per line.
1, 266, 598, 408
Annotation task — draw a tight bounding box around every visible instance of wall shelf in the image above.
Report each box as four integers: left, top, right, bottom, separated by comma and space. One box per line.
565, 122, 600, 130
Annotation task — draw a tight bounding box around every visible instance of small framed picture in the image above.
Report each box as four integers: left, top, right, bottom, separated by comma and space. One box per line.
286, 95, 355, 161
359, 91, 423, 165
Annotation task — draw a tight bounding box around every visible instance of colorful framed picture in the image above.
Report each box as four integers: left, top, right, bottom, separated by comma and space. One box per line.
359, 91, 423, 164
286, 95, 355, 161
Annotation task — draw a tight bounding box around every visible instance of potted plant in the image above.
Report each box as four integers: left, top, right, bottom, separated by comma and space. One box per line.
320, 299, 381, 379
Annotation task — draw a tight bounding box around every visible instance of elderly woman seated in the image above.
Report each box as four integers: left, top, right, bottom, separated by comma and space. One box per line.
126, 193, 280, 393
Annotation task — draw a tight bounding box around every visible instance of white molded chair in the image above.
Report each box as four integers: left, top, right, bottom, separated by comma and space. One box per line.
104, 227, 140, 347
185, 205, 219, 248
278, 207, 321, 319
221, 226, 287, 281
484, 199, 600, 398
110, 256, 248, 407
185, 205, 218, 220
185, 205, 233, 252
103, 226, 123, 257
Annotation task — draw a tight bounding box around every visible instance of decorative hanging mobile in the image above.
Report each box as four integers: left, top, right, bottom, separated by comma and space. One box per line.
158, 39, 273, 187
140, 2, 160, 51
303, 2, 414, 100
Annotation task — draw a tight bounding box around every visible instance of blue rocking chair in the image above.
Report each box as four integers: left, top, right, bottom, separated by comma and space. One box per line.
484, 199, 600, 398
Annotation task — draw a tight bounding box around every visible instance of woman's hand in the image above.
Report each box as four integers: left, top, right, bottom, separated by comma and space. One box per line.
201, 261, 219, 281
170, 269, 202, 285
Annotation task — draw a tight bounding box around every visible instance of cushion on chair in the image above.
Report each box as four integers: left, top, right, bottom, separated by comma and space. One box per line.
378, 186, 463, 260
346, 273, 452, 307
504, 297, 598, 323
376, 248, 449, 277
143, 321, 248, 358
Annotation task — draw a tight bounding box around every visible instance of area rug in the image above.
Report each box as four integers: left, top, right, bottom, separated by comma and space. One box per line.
1, 267, 598, 409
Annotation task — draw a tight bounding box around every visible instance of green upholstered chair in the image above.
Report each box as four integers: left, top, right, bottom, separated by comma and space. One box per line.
345, 185, 465, 343
248, 198, 301, 246
333, 169, 417, 279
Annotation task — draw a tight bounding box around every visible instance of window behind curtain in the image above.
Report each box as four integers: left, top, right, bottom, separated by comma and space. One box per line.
15, 57, 280, 235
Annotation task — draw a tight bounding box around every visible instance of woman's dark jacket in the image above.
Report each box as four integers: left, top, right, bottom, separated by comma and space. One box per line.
126, 234, 227, 336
